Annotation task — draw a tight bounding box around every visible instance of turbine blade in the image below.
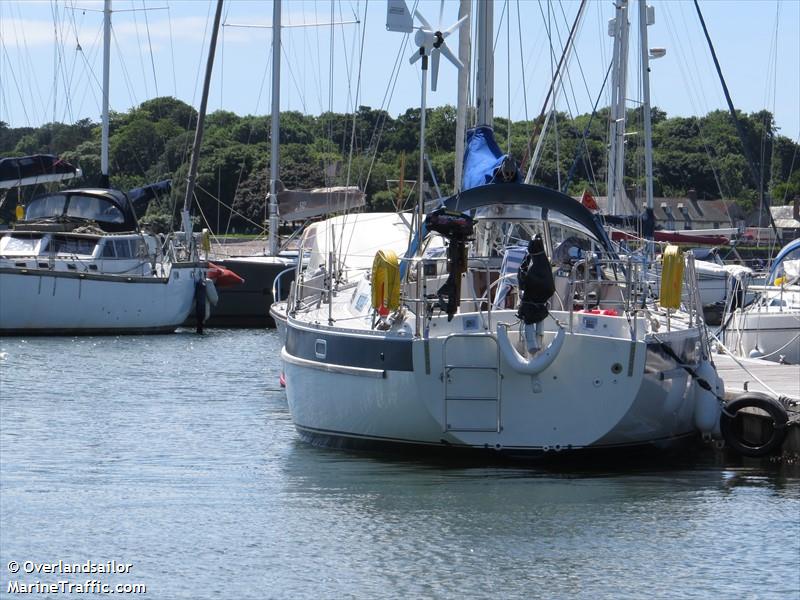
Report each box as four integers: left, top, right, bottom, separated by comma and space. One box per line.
442, 14, 469, 38
439, 42, 463, 70
431, 50, 440, 91
438, 0, 445, 30
414, 9, 432, 31
409, 49, 423, 65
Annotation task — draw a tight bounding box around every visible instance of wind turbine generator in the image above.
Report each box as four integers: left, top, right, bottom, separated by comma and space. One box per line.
387, 0, 468, 336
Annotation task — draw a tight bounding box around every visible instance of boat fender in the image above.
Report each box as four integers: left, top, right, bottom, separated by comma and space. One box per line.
207, 262, 245, 288
692, 359, 724, 436
204, 278, 219, 306
497, 322, 565, 375
660, 245, 684, 309
371, 250, 401, 317
720, 392, 788, 457
194, 279, 206, 334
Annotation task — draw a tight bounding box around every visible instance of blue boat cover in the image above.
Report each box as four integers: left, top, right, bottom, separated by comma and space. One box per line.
127, 179, 171, 208
461, 126, 521, 191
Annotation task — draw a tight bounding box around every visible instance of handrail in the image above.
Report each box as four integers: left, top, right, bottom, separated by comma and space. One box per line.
271, 266, 296, 303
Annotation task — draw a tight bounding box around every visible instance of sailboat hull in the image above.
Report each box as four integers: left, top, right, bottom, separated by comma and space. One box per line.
0, 266, 200, 335
726, 309, 800, 365
282, 314, 704, 457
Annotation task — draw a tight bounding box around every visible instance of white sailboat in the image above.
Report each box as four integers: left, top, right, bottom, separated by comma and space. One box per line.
0, 0, 215, 335
276, 1, 730, 459
722, 238, 800, 364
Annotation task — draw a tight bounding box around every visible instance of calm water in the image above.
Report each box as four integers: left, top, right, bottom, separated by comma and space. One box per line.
1, 330, 798, 599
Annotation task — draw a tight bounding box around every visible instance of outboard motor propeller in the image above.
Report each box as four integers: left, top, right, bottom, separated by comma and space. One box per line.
517, 235, 555, 353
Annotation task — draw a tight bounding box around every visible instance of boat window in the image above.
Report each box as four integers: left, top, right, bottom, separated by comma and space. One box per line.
113, 239, 134, 258
51, 236, 98, 255
26, 194, 67, 219
770, 248, 800, 284
101, 240, 116, 257
1, 235, 41, 254
65, 195, 126, 224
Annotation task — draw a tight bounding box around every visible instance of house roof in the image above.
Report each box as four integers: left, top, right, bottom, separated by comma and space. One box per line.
579, 194, 740, 225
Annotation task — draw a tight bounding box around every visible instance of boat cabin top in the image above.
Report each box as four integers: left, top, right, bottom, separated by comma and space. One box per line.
18, 188, 139, 233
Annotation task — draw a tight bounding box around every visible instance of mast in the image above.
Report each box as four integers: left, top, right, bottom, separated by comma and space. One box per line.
268, 0, 282, 256
453, 0, 471, 192
639, 0, 654, 212
475, 0, 493, 127
181, 0, 224, 244
607, 0, 630, 215
101, 0, 111, 188
692, 0, 779, 240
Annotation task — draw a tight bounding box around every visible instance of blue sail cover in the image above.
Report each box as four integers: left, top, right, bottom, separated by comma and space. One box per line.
127, 180, 172, 209
461, 126, 521, 191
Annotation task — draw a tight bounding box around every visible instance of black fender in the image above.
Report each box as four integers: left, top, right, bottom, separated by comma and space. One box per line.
720, 392, 788, 457
194, 279, 206, 334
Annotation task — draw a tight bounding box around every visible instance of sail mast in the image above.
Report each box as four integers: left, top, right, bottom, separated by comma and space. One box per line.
101, 0, 111, 188
182, 0, 224, 243
639, 0, 654, 213
453, 0, 471, 192
607, 0, 630, 216
692, 0, 779, 241
475, 1, 493, 127
268, 0, 282, 256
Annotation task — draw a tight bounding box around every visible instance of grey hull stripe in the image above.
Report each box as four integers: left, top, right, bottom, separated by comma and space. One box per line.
282, 349, 385, 378
285, 323, 414, 371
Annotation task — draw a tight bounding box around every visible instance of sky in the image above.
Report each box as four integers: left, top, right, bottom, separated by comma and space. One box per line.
1, 0, 799, 142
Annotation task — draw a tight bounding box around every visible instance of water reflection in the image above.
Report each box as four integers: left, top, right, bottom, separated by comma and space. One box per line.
1, 330, 798, 599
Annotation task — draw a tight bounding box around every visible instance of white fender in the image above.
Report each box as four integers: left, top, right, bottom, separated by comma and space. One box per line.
693, 358, 724, 437
497, 323, 566, 375
204, 278, 219, 306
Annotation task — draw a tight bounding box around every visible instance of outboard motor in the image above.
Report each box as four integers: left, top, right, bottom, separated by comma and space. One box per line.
425, 208, 475, 321
517, 235, 555, 353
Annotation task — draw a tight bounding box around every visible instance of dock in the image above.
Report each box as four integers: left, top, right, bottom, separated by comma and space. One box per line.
713, 352, 800, 458
714, 353, 800, 401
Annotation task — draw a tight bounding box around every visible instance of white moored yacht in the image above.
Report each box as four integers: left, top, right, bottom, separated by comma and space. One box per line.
275, 0, 728, 459
722, 238, 800, 364
0, 188, 205, 335
278, 175, 725, 458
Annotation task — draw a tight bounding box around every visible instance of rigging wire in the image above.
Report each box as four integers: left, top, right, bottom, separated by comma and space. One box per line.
760, 2, 780, 201
515, 0, 532, 163
0, 41, 32, 126
142, 0, 160, 100
111, 26, 139, 109
223, 44, 274, 239
506, 0, 511, 155
130, 0, 150, 100
166, 1, 178, 97
338, 0, 369, 270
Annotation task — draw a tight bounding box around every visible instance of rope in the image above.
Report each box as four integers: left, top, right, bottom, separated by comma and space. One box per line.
652, 335, 726, 405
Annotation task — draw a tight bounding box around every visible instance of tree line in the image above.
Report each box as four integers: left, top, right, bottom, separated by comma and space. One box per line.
1, 95, 798, 231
